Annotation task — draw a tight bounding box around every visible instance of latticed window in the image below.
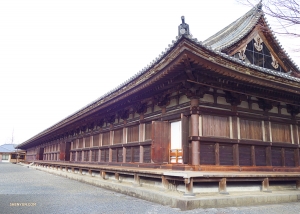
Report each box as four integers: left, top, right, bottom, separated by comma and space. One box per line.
83, 151, 89, 161
91, 150, 99, 162
127, 125, 139, 143
77, 151, 82, 161
234, 37, 284, 72
71, 152, 76, 161
2, 154, 9, 160
102, 132, 110, 146
114, 129, 123, 144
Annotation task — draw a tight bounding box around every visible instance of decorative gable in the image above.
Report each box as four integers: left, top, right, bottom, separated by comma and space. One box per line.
233, 33, 284, 72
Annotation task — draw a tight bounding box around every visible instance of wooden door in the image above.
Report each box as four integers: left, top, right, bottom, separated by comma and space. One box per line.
65, 142, 71, 161
38, 148, 44, 160
151, 121, 169, 163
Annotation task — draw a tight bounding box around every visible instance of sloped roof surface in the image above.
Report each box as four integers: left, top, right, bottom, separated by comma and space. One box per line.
203, 3, 263, 50
0, 144, 18, 153
17, 3, 300, 149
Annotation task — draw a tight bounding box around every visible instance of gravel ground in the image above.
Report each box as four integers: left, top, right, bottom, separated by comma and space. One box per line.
0, 162, 300, 214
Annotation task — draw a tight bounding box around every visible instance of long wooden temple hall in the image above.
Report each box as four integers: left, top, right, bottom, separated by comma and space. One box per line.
17, 3, 300, 195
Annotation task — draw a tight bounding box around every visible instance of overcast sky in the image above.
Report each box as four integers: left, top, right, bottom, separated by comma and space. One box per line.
1, 0, 299, 145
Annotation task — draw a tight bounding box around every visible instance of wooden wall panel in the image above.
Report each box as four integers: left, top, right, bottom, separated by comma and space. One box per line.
200, 143, 215, 165
272, 147, 282, 166
145, 123, 152, 140
219, 144, 233, 165
114, 129, 123, 144
239, 145, 251, 166
85, 136, 90, 148
202, 115, 229, 138
240, 119, 262, 140
93, 134, 100, 147
127, 125, 139, 143
102, 132, 110, 146
78, 138, 83, 148
255, 146, 266, 166
285, 148, 295, 167
272, 123, 291, 143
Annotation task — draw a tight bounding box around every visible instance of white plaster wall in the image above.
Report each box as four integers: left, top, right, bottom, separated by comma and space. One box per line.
238, 101, 248, 109
269, 107, 278, 114
179, 95, 189, 104
200, 94, 214, 103
217, 97, 230, 106
252, 103, 262, 111
281, 108, 290, 116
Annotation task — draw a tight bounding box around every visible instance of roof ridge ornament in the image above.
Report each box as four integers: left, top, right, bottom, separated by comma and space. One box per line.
257, 0, 263, 10
178, 16, 190, 36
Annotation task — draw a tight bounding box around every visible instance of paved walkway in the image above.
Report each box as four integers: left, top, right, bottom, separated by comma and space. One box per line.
1, 162, 300, 214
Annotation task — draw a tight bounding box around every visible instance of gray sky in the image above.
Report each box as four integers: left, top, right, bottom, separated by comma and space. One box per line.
1, 0, 299, 145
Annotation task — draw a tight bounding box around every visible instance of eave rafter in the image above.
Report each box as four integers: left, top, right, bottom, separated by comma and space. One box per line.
19, 38, 300, 149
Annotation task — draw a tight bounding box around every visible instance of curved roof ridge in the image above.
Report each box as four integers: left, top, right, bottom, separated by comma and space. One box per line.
203, 3, 263, 49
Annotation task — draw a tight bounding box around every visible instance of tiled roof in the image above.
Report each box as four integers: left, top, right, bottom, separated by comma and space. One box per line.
0, 144, 18, 153
17, 4, 300, 148
202, 2, 299, 73
203, 3, 263, 50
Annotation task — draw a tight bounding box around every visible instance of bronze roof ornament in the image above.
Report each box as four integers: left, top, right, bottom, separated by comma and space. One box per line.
178, 16, 190, 36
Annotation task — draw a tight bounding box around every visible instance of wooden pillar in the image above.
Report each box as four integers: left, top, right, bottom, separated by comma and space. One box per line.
262, 178, 271, 192
162, 175, 169, 189
215, 143, 220, 166
184, 177, 195, 196
219, 178, 229, 194
233, 144, 239, 166
281, 148, 285, 167
133, 173, 140, 187
190, 99, 200, 165
295, 149, 299, 167
115, 173, 120, 182
266, 146, 272, 166
296, 180, 300, 189
101, 170, 106, 180
251, 145, 256, 166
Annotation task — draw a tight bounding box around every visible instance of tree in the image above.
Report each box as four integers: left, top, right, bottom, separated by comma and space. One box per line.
237, 0, 300, 38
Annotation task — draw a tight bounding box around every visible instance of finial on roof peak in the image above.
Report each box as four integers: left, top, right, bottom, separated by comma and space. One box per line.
257, 0, 263, 10
178, 16, 190, 36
